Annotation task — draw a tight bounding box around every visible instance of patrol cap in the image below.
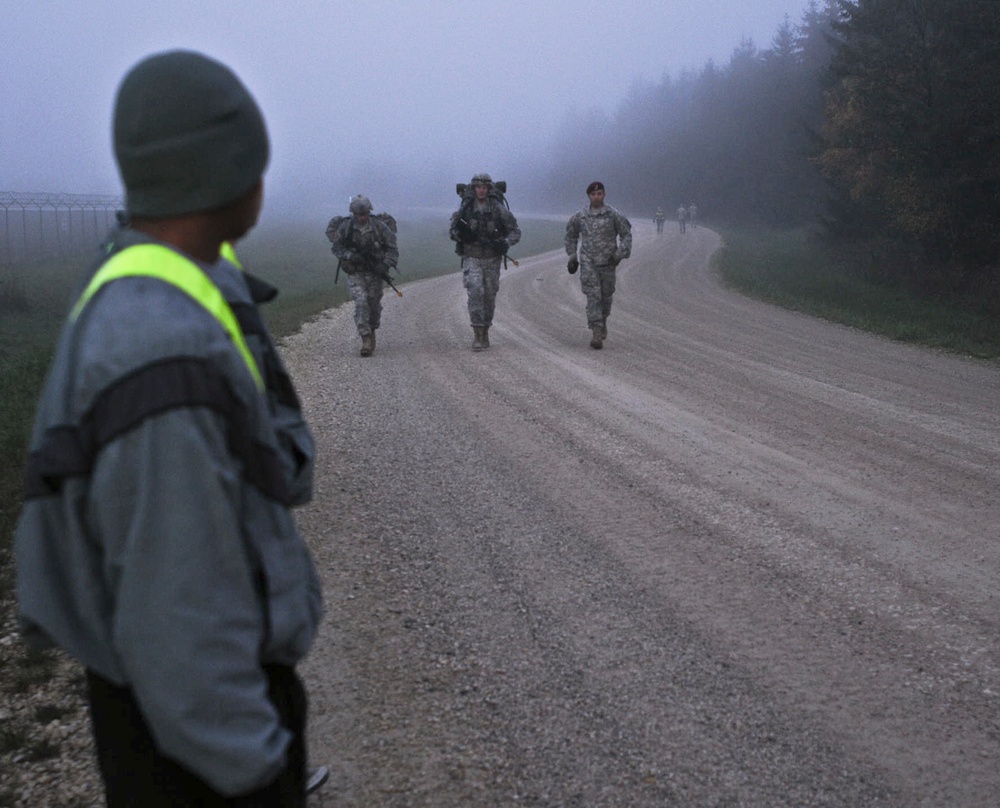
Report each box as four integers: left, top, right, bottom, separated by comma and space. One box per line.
113, 50, 269, 218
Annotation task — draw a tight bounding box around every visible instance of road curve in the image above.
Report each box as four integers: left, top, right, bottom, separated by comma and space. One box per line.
287, 222, 1000, 807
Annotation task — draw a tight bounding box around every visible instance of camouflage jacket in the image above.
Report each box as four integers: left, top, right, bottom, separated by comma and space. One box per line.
449, 198, 521, 260
328, 216, 398, 274
565, 204, 632, 266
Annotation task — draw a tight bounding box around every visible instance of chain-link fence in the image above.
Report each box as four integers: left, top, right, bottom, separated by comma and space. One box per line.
1, 191, 122, 266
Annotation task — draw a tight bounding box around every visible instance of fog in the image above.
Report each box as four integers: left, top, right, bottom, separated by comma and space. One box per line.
2, 0, 807, 219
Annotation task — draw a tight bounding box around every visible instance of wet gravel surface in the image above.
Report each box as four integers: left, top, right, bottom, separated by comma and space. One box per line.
4, 223, 1000, 806
290, 224, 1000, 807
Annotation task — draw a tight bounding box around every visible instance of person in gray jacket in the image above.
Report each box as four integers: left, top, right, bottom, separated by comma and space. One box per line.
14, 50, 322, 807
565, 181, 632, 349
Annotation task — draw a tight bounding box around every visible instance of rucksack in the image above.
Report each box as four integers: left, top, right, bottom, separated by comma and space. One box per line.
453, 182, 512, 261
455, 180, 509, 211
325, 211, 396, 245
374, 211, 397, 233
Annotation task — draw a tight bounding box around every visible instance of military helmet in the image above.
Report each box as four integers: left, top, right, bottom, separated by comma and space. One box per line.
349, 194, 372, 214
471, 173, 493, 187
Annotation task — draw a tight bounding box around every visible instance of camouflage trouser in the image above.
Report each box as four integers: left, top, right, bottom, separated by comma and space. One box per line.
346, 272, 385, 336
462, 256, 502, 328
580, 262, 616, 328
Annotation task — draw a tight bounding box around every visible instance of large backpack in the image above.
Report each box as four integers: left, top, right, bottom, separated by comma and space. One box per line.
453, 181, 511, 258
325, 211, 396, 245
455, 180, 508, 211
374, 211, 397, 233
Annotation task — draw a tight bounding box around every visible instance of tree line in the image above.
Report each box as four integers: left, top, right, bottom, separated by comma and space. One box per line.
538, 0, 1000, 294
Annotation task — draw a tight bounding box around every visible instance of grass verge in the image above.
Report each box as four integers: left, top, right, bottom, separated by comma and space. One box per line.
714, 227, 1000, 361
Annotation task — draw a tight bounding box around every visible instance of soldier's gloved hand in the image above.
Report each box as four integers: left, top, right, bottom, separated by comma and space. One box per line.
493, 239, 508, 254
567, 256, 579, 274
343, 250, 357, 263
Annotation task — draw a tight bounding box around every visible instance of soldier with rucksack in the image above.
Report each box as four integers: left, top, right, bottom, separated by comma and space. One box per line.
326, 194, 399, 357
449, 173, 521, 351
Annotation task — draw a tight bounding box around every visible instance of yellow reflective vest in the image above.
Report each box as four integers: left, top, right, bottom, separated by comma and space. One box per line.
71, 242, 263, 390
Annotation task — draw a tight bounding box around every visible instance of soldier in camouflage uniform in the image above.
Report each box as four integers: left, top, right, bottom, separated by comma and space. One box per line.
327, 194, 398, 357
449, 173, 521, 351
654, 207, 666, 234
565, 181, 632, 349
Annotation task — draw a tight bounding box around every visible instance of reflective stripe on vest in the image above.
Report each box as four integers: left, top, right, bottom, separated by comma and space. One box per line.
70, 243, 264, 391
220, 240, 243, 269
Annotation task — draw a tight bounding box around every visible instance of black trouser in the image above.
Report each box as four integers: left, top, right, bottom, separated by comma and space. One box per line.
86, 665, 307, 807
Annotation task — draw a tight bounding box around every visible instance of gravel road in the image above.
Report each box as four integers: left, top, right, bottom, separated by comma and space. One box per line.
288, 223, 1000, 807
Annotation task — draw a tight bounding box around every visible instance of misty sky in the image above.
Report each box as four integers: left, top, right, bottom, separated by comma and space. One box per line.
2, 0, 808, 214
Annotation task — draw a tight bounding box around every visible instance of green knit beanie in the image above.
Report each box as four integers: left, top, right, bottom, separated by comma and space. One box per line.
113, 50, 269, 218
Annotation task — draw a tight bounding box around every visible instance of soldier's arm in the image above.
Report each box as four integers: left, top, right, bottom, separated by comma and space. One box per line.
501, 209, 521, 247
328, 224, 353, 261
380, 222, 399, 268
615, 212, 633, 260
564, 213, 581, 255
448, 211, 463, 243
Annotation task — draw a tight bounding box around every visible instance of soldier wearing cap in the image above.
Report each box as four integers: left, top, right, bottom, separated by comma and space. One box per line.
565, 181, 632, 349
449, 173, 521, 351
14, 50, 322, 806
327, 193, 399, 357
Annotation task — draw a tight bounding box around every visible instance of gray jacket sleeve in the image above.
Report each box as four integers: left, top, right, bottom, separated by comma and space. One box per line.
92, 407, 289, 796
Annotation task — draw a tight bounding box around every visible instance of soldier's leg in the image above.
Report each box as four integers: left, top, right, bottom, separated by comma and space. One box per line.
347, 274, 372, 336
462, 258, 488, 328
369, 276, 385, 332
600, 266, 617, 331
580, 262, 605, 349
463, 258, 489, 350
481, 262, 501, 327
481, 262, 501, 347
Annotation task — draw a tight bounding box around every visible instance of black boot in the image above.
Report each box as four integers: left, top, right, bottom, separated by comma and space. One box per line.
472, 327, 486, 352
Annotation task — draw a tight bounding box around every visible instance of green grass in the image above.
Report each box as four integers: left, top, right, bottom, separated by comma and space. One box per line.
714, 227, 1000, 361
